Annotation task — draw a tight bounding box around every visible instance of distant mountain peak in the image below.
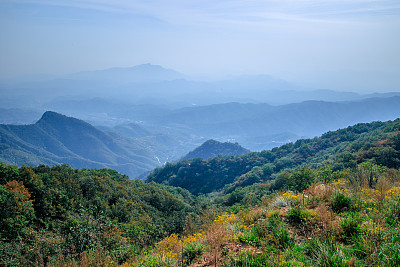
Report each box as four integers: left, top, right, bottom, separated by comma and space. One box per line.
67, 63, 186, 83
133, 63, 163, 69
181, 139, 250, 161
36, 111, 92, 129
37, 111, 67, 123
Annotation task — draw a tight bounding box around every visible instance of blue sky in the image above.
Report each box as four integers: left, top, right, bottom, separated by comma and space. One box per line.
0, 0, 399, 92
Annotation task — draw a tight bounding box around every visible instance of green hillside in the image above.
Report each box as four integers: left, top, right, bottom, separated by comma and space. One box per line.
147, 119, 400, 195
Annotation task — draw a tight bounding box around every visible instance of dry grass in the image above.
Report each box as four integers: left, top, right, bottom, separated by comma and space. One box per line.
45, 247, 117, 267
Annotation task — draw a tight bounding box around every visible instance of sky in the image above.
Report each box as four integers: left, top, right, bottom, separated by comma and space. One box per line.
0, 0, 399, 92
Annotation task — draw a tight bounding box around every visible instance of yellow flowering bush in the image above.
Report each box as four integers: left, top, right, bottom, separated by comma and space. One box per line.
214, 212, 237, 225
361, 219, 384, 236
182, 232, 204, 246
361, 188, 380, 200
153, 231, 206, 265
386, 186, 400, 199
282, 191, 301, 203
156, 233, 181, 263
332, 178, 347, 193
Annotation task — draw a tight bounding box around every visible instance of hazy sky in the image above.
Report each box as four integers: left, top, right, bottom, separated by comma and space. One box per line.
1, 0, 399, 92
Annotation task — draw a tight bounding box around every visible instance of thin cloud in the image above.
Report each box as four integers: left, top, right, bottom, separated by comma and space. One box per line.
11, 0, 400, 25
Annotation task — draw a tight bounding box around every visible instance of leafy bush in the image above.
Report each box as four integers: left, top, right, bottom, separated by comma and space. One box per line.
237, 227, 263, 247
182, 242, 204, 265
265, 215, 293, 249
141, 254, 160, 267
340, 214, 360, 242
287, 206, 304, 224
287, 206, 316, 225
332, 192, 351, 212
289, 165, 315, 192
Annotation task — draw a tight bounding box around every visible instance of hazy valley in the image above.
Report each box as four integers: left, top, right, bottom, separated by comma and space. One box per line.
1, 64, 400, 267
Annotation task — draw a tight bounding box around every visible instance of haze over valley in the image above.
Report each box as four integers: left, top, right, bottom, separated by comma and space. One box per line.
0, 61, 399, 179
0, 59, 398, 179
1, 85, 399, 178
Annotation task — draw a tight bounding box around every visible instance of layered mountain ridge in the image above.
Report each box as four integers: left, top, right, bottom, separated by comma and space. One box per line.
0, 111, 160, 177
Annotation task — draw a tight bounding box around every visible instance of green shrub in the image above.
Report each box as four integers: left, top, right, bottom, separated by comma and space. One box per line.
281, 243, 310, 266
237, 225, 265, 247
381, 243, 400, 267
332, 192, 351, 212
287, 206, 316, 225
227, 205, 248, 214
238, 215, 293, 249
287, 206, 303, 224
141, 253, 160, 267
182, 242, 204, 265
0, 240, 22, 267
265, 216, 293, 249
340, 214, 360, 242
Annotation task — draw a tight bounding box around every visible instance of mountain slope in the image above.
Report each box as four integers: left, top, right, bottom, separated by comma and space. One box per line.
147, 119, 400, 194
0, 111, 161, 177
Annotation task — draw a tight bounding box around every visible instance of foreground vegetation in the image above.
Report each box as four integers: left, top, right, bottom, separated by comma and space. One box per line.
134, 163, 400, 266
1, 119, 400, 266
0, 164, 200, 266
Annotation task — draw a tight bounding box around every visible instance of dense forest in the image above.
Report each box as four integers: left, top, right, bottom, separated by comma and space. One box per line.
0, 164, 200, 266
1, 119, 400, 266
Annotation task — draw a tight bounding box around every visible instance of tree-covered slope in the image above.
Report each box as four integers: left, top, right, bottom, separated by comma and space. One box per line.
147, 119, 400, 195
0, 111, 160, 178
180, 139, 250, 161
0, 163, 196, 266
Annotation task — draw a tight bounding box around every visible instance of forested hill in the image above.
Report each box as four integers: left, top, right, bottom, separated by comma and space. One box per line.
180, 139, 250, 161
147, 119, 400, 195
0, 164, 196, 265
0, 111, 160, 178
